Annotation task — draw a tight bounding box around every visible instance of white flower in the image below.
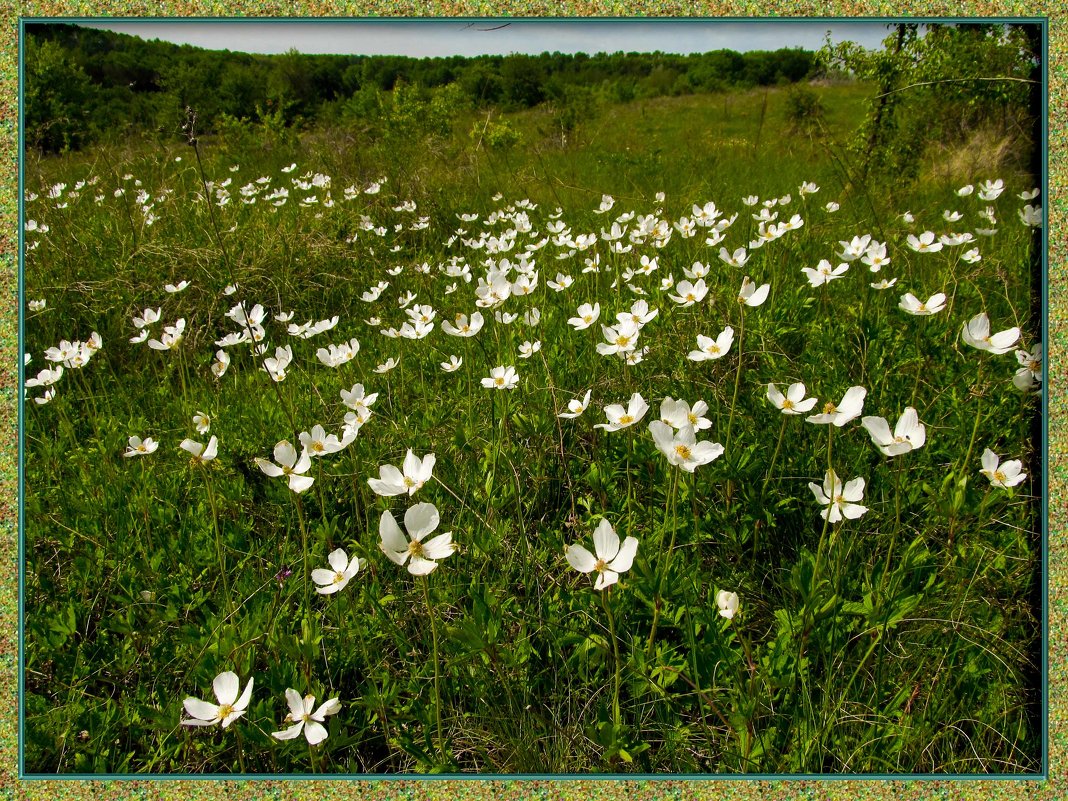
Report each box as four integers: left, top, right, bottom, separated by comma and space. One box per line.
272, 689, 341, 745
180, 436, 218, 463
716, 590, 739, 620
133, 307, 161, 329
568, 302, 601, 331
767, 383, 817, 415
980, 448, 1026, 488
255, 440, 314, 493
961, 313, 1020, 355
311, 548, 362, 594
808, 469, 868, 522
518, 340, 541, 359
123, 435, 159, 457
737, 276, 770, 307
182, 672, 254, 728
481, 365, 518, 390
898, 292, 947, 316
368, 449, 436, 497
648, 421, 723, 472
806, 386, 866, 427
861, 407, 926, 457
687, 327, 734, 362
379, 503, 455, 575
164, 280, 190, 293
906, 231, 943, 253
668, 278, 708, 307
595, 392, 648, 432
441, 355, 463, 372
1018, 205, 1042, 227
559, 389, 592, 419
802, 259, 848, 288
564, 518, 638, 591
374, 357, 399, 374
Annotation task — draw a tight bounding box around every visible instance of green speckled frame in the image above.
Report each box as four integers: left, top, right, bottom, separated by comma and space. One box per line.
3, 7, 1060, 800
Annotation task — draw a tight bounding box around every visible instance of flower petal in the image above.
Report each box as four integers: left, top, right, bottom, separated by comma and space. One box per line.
213, 671, 240, 706
404, 502, 440, 541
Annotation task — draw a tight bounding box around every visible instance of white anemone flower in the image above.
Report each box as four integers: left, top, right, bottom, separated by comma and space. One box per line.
594, 392, 648, 431
737, 276, 770, 307
211, 350, 231, 379
379, 503, 455, 575
312, 548, 362, 595
368, 449, 436, 497
123, 436, 159, 457
568, 302, 601, 330
564, 518, 638, 591
255, 440, 314, 493
659, 397, 712, 431
182, 671, 254, 728
716, 590, 740, 620
808, 469, 868, 523
980, 448, 1026, 489
668, 278, 709, 307
861, 407, 927, 457
905, 231, 943, 253
767, 383, 817, 415
648, 421, 723, 472
961, 312, 1021, 355
802, 259, 849, 288
481, 365, 519, 390
272, 690, 341, 745
559, 389, 592, 419
441, 355, 463, 372
687, 327, 734, 362
806, 386, 867, 426
898, 292, 947, 316
180, 436, 218, 464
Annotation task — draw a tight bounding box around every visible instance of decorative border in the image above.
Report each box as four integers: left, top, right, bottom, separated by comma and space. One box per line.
2, 6, 1061, 800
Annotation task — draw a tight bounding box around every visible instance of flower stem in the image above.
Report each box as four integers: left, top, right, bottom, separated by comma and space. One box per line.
646, 467, 680, 658
602, 586, 621, 728
422, 576, 446, 762
198, 462, 234, 619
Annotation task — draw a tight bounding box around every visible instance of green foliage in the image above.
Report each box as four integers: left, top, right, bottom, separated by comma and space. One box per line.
783, 83, 826, 134
818, 23, 1040, 184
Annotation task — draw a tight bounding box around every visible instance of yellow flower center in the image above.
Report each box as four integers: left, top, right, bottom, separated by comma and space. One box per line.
993, 470, 1006, 483
408, 540, 425, 558
593, 558, 607, 573
707, 345, 720, 355
583, 315, 592, 323
687, 413, 698, 424
615, 335, 631, 347
403, 476, 416, 487
217, 704, 234, 720
782, 399, 794, 410
823, 402, 837, 414
312, 442, 324, 452
332, 571, 345, 584
495, 377, 505, 386
674, 444, 692, 460
618, 415, 634, 425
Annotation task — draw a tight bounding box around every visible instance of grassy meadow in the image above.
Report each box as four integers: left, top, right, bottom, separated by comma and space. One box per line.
21, 82, 1042, 774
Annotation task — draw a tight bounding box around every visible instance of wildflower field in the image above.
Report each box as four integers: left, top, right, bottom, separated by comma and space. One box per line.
21, 77, 1042, 775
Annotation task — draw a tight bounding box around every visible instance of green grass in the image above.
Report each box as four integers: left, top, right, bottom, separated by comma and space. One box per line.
21, 83, 1041, 774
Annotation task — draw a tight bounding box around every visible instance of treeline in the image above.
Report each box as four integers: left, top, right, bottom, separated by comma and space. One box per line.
25, 23, 815, 152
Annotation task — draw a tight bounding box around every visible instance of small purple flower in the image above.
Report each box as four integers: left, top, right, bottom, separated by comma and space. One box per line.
275, 566, 292, 585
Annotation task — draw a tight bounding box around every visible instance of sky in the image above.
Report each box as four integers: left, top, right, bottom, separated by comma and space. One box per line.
75, 20, 895, 58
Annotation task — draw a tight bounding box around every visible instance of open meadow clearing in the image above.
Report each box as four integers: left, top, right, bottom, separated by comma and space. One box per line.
21, 22, 1043, 775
